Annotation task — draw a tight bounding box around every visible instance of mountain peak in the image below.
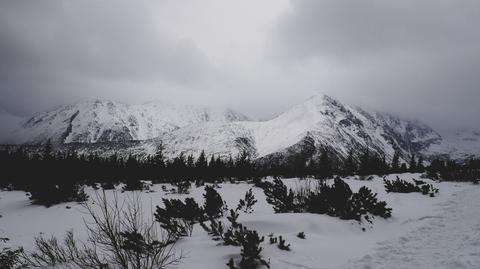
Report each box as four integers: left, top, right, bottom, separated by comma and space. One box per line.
303, 94, 343, 108
305, 93, 335, 102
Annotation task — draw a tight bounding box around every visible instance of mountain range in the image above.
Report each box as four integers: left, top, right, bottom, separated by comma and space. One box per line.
2, 95, 478, 163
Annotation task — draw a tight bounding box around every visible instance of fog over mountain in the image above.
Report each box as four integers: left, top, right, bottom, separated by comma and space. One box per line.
1, 0, 479, 137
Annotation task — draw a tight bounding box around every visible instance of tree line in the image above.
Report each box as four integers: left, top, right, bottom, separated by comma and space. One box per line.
1, 142, 478, 193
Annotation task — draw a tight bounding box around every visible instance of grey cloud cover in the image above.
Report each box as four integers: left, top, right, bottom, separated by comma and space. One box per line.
0, 0, 211, 115
0, 0, 479, 134
271, 0, 480, 129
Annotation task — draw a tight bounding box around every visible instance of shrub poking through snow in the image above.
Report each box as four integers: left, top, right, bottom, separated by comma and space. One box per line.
277, 236, 291, 251
203, 218, 269, 268
28, 183, 88, 207
0, 238, 25, 269
23, 191, 182, 269
204, 185, 227, 218
173, 180, 191, 194
200, 190, 268, 269
201, 218, 225, 241
154, 198, 204, 237
350, 187, 392, 220
236, 189, 257, 214
384, 176, 438, 197
384, 177, 418, 193
262, 177, 392, 221
157, 186, 236, 238
123, 178, 149, 192
297, 232, 306, 239
239, 230, 269, 269
261, 178, 298, 213
268, 234, 277, 244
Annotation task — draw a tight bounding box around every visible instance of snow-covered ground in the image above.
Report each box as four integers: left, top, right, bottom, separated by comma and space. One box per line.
1, 173, 479, 269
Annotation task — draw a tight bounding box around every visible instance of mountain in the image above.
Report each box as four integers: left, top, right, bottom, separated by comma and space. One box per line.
10, 99, 248, 144
426, 129, 480, 160
5, 95, 477, 162
135, 95, 442, 162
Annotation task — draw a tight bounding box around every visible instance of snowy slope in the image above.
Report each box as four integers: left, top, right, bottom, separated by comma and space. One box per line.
7, 95, 478, 161
10, 99, 249, 144
243, 95, 442, 161
138, 95, 443, 162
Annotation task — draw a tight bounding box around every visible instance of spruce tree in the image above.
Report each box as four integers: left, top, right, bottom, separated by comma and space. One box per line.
391, 152, 400, 173
409, 155, 417, 172
318, 149, 333, 179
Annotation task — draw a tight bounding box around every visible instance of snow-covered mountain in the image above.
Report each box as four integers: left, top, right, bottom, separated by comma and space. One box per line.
6, 95, 478, 162
426, 129, 480, 160
136, 95, 443, 162
10, 99, 248, 144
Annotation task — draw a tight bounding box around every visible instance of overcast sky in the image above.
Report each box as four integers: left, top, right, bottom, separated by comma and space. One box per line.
1, 0, 479, 132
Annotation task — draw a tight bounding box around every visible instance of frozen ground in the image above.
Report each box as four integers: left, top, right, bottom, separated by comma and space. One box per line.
0, 173, 479, 269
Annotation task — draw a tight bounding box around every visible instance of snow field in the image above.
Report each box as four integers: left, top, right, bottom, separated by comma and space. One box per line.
0, 173, 479, 268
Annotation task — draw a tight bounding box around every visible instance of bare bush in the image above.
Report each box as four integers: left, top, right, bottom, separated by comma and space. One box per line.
24, 191, 183, 269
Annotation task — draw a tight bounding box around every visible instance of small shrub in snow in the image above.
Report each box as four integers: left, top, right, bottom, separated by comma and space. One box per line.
236, 189, 257, 214
238, 230, 269, 269
277, 236, 291, 251
29, 183, 88, 207
203, 185, 226, 218
123, 178, 149, 192
201, 189, 268, 268
201, 218, 225, 241
384, 176, 438, 197
0, 238, 25, 269
223, 223, 252, 247
224, 228, 270, 269
384, 177, 418, 193
262, 177, 392, 221
268, 235, 277, 245
350, 187, 392, 220
297, 232, 306, 239
173, 180, 190, 194
261, 178, 298, 213
154, 198, 204, 237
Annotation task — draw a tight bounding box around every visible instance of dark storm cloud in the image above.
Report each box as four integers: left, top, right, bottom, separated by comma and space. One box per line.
0, 0, 211, 116
271, 0, 480, 130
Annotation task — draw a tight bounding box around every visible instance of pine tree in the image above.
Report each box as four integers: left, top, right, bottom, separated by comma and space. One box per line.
409, 155, 417, 172
391, 152, 400, 173
318, 149, 333, 179
417, 156, 425, 172
342, 150, 357, 176
196, 150, 208, 169
186, 155, 195, 168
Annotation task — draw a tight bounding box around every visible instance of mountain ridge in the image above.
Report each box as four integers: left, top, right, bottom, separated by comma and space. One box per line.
3, 95, 477, 162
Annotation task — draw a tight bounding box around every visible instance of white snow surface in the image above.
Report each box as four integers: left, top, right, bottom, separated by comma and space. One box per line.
1, 173, 479, 268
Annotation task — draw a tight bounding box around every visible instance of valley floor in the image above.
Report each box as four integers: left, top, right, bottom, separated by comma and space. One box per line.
0, 173, 479, 269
